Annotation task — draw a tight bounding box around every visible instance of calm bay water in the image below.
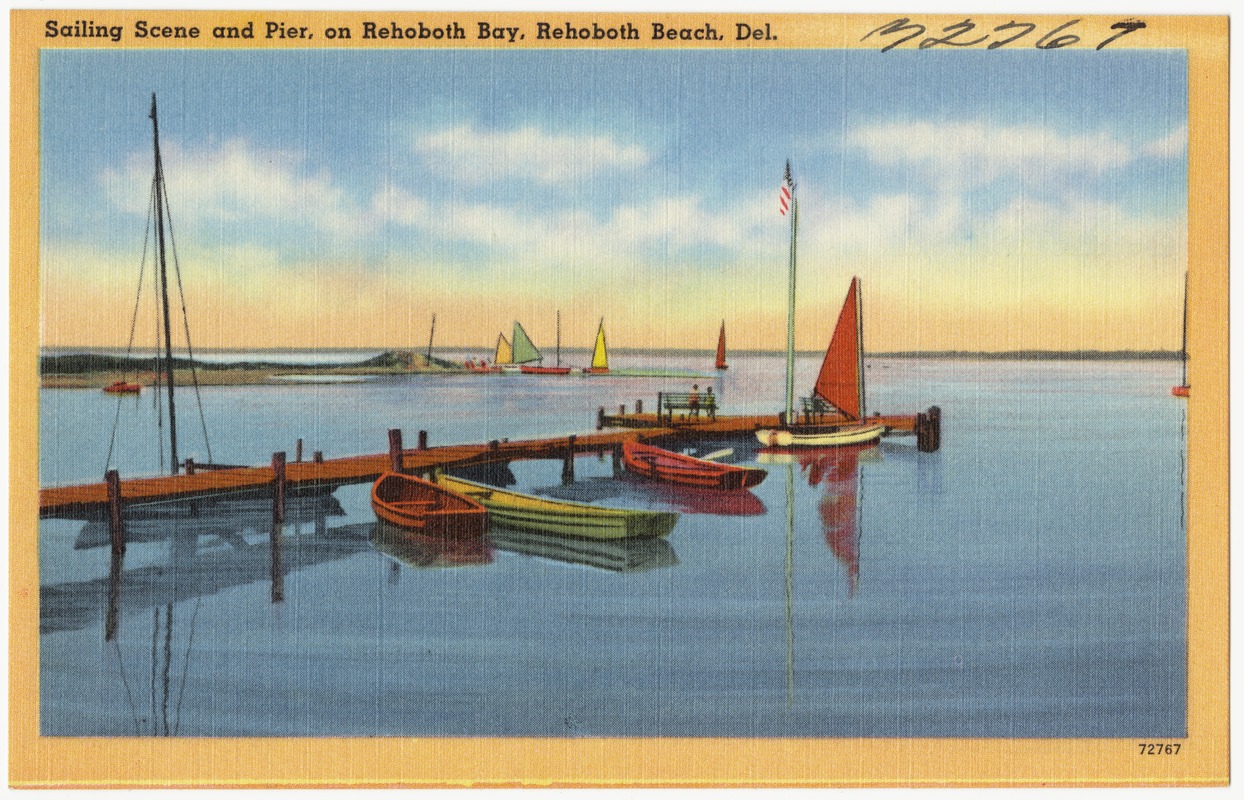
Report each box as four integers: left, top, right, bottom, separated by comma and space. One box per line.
37, 353, 1186, 737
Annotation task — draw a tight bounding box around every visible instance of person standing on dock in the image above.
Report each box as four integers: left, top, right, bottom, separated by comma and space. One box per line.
689, 385, 701, 419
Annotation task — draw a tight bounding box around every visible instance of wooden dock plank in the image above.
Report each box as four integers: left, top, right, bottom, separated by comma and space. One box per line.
39, 415, 925, 518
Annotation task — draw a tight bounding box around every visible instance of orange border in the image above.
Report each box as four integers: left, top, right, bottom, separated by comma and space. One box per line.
9, 10, 1229, 788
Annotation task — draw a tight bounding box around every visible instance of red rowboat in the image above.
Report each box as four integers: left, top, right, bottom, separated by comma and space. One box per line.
621, 440, 767, 491
520, 365, 573, 375
103, 380, 142, 394
371, 471, 487, 537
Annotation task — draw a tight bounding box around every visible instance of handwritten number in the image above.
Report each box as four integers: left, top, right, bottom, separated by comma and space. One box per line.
1097, 20, 1146, 50
862, 18, 926, 52
988, 21, 1036, 49
1035, 19, 1081, 49
867, 16, 1143, 52
920, 19, 990, 49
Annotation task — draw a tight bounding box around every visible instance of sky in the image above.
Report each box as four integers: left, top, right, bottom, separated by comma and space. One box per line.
39, 46, 1188, 352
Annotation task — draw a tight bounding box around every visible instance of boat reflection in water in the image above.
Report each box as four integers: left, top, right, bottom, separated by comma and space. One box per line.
371, 521, 494, 570
759, 442, 877, 596
487, 525, 678, 573
42, 507, 367, 637
72, 492, 346, 550
40, 504, 370, 736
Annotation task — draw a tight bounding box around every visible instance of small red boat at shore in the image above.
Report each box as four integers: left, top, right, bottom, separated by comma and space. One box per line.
103, 380, 142, 395
621, 440, 767, 491
371, 471, 488, 537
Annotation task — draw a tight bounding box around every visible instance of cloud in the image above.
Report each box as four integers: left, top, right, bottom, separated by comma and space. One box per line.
104, 139, 370, 236
844, 120, 1182, 191
1142, 124, 1188, 159
414, 123, 650, 185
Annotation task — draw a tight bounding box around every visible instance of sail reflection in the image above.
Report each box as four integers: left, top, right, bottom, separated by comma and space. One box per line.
798, 443, 876, 596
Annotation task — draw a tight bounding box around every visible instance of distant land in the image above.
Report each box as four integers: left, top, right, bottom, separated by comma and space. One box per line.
42, 347, 1183, 362
40, 348, 1182, 388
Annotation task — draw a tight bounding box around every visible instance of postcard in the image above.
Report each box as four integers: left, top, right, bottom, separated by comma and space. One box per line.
10, 8, 1228, 788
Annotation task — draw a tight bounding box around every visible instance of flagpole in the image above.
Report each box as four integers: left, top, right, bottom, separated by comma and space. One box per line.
784, 174, 798, 426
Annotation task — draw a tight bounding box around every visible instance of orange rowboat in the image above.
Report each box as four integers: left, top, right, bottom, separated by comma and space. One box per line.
370, 471, 487, 538
621, 440, 767, 491
103, 380, 142, 394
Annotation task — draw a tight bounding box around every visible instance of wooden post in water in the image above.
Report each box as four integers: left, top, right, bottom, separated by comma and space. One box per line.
597, 407, 605, 431
388, 429, 404, 473
105, 469, 125, 555
417, 430, 428, 451
928, 406, 942, 452
313, 450, 323, 463
915, 412, 930, 452
295, 438, 303, 463
105, 547, 124, 641
611, 443, 623, 477
270, 522, 284, 604
272, 451, 287, 524
636, 399, 643, 415
619, 404, 626, 416
562, 435, 577, 484
657, 392, 663, 424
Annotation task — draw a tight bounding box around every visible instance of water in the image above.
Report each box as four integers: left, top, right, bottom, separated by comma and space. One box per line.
37, 353, 1187, 737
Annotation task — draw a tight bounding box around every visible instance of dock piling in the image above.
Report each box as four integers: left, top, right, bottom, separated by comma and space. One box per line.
269, 522, 284, 604
388, 429, 404, 473
296, 438, 303, 463
105, 469, 125, 555
105, 547, 123, 641
597, 407, 605, 431
611, 444, 623, 477
417, 430, 428, 451
916, 412, 936, 452
562, 435, 577, 484
313, 450, 323, 463
271, 451, 287, 524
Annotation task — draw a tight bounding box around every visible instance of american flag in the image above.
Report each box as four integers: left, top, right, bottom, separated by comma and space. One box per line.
779, 160, 793, 215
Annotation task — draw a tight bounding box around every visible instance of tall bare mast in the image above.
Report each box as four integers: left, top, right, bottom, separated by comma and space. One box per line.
150, 93, 179, 473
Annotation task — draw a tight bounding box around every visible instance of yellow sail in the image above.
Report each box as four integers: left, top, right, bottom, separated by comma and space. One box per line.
494, 333, 512, 365
591, 319, 608, 371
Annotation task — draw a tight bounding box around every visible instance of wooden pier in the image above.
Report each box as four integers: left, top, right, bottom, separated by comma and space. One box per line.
40, 406, 940, 521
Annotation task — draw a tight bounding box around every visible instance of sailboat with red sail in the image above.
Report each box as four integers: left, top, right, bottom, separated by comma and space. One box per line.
756, 163, 883, 448
715, 322, 728, 370
756, 277, 884, 447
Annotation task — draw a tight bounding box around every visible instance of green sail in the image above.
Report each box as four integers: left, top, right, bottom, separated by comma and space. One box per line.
511, 322, 542, 365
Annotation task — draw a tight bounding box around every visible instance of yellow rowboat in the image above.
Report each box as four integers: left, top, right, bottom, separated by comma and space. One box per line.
436, 474, 679, 540
755, 423, 885, 448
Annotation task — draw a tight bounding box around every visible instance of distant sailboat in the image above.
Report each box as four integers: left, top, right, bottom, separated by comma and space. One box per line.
588, 318, 609, 374
1172, 271, 1190, 397
715, 321, 728, 370
493, 333, 512, 369
505, 322, 541, 373
521, 311, 572, 375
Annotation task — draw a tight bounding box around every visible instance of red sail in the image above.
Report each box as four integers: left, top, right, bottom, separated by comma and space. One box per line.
715, 321, 728, 369
813, 277, 863, 420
